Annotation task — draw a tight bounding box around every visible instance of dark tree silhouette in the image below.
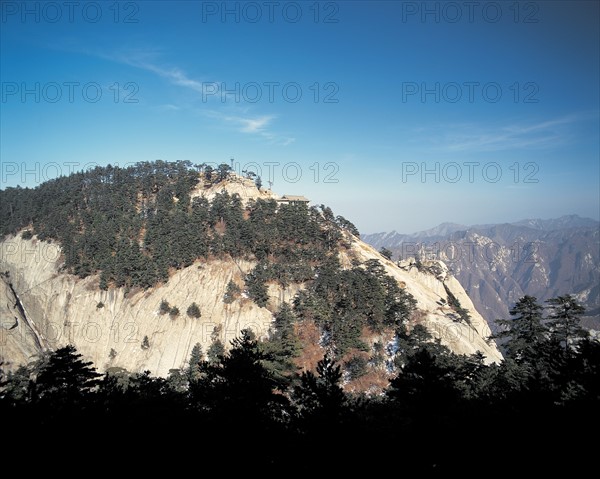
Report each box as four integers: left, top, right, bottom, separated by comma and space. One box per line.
380, 247, 393, 260
33, 345, 102, 403
294, 354, 346, 423
191, 329, 288, 424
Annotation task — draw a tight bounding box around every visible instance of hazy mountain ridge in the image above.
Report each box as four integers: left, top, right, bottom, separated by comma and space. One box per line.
510, 214, 599, 231
364, 215, 600, 331
368, 215, 599, 248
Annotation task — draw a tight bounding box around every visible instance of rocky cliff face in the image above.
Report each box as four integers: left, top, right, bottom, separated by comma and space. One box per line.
341, 240, 499, 361
0, 236, 501, 375
0, 177, 502, 375
0, 237, 275, 375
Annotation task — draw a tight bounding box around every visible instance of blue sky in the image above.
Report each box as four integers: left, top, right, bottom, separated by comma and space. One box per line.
1, 1, 598, 233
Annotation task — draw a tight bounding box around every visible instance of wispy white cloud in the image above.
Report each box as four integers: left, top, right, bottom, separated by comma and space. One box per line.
443, 119, 570, 152
203, 110, 295, 146
103, 49, 295, 145
237, 115, 274, 133
503, 116, 578, 134
156, 104, 182, 112
407, 113, 595, 153
101, 50, 212, 97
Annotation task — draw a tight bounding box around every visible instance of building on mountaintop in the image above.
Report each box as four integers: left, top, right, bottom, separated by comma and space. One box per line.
277, 195, 310, 205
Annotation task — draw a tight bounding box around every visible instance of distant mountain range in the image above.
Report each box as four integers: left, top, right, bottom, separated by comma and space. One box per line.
364, 215, 600, 332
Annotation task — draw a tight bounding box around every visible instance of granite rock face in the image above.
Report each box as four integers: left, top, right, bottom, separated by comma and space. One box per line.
0, 233, 501, 375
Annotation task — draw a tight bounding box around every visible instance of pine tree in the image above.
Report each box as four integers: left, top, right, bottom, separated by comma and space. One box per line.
1, 364, 32, 404
491, 296, 560, 402
261, 304, 301, 386
387, 331, 471, 410
393, 323, 435, 370
245, 264, 270, 307
217, 163, 232, 182
186, 343, 203, 381
33, 345, 102, 403
159, 300, 171, 315
186, 302, 202, 319
294, 354, 346, 423
380, 247, 393, 260
444, 284, 471, 324
344, 355, 368, 380
223, 280, 241, 304
207, 338, 225, 364
204, 165, 214, 182
335, 215, 360, 236
190, 329, 286, 424
492, 295, 548, 363
546, 295, 587, 354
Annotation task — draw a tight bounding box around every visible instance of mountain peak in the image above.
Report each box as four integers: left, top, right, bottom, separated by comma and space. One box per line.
191, 171, 279, 204
416, 222, 468, 237
191, 171, 312, 208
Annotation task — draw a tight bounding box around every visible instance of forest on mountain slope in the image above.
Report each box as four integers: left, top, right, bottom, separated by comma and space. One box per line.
0, 160, 358, 290
0, 160, 418, 361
